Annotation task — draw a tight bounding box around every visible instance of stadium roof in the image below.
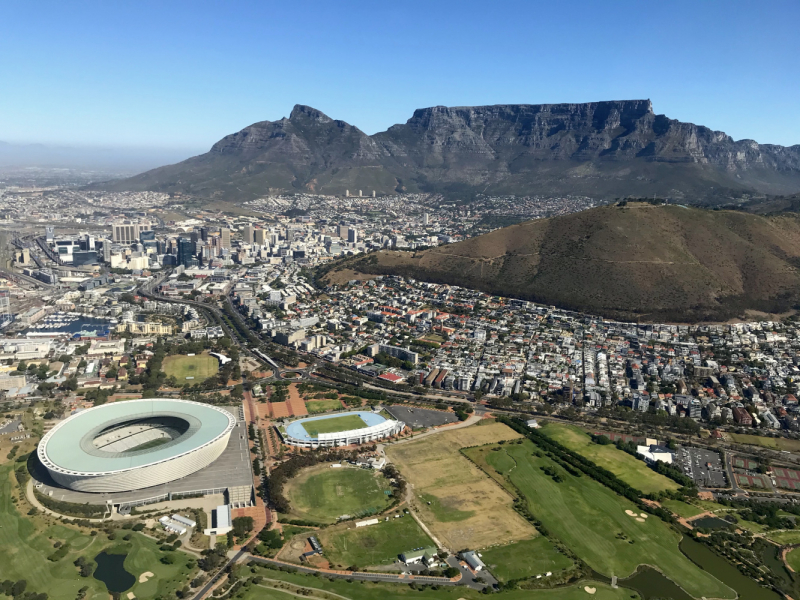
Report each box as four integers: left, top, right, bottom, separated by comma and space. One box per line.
41, 399, 234, 474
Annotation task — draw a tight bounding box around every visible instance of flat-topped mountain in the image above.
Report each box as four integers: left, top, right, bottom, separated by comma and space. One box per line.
94, 101, 800, 201
330, 203, 800, 322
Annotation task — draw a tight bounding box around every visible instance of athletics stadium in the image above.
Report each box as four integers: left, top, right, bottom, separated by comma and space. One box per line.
282, 411, 405, 448
38, 399, 236, 493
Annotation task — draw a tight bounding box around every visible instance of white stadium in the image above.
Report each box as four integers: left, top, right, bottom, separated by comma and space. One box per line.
283, 411, 405, 448
37, 399, 235, 493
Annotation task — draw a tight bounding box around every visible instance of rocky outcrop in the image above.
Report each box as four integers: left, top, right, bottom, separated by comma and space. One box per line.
95, 101, 800, 201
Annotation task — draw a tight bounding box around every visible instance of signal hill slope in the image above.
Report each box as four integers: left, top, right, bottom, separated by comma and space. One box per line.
94, 101, 800, 202
336, 203, 800, 322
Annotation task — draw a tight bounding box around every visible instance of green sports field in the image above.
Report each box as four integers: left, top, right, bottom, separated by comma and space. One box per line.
480, 537, 574, 582
300, 414, 368, 437
282, 464, 393, 523
245, 563, 636, 600
0, 466, 193, 600
317, 514, 434, 569
305, 399, 344, 413
540, 423, 679, 494
479, 441, 735, 599
162, 353, 219, 382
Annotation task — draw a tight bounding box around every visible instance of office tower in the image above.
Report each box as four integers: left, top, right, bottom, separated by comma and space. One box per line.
112, 221, 151, 243
177, 237, 195, 268
220, 227, 231, 249
190, 231, 199, 244
348, 228, 358, 243
45, 226, 55, 241
254, 228, 266, 245
242, 225, 254, 244
140, 230, 156, 243
200, 227, 209, 241
423, 213, 430, 225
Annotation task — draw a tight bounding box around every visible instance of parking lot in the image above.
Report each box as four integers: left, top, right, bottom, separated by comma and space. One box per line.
676, 446, 727, 488
385, 405, 457, 429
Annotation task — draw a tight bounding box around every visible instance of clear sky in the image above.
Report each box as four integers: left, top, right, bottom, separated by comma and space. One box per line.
1, 0, 798, 155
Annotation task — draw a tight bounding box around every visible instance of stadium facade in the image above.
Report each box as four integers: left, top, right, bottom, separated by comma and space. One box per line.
38, 399, 235, 493
282, 411, 405, 448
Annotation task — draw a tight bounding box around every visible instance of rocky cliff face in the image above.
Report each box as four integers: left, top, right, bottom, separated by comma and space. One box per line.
95, 101, 800, 201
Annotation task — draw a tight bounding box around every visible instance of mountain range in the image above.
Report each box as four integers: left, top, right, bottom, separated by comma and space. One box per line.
92, 101, 800, 202
325, 203, 800, 322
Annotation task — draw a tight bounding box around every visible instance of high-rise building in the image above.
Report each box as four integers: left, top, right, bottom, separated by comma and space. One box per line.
45, 226, 55, 241
220, 228, 231, 249
348, 228, 358, 243
200, 227, 209, 241
177, 237, 195, 268
423, 213, 430, 225
112, 221, 151, 243
254, 228, 266, 245
242, 225, 254, 244
190, 231, 199, 244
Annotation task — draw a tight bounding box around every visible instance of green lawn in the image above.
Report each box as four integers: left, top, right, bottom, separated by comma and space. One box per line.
419, 493, 474, 522
540, 423, 679, 494
728, 433, 800, 453
317, 514, 433, 569
481, 440, 735, 600
306, 399, 344, 414
480, 537, 574, 582
301, 414, 368, 437
767, 530, 800, 545
245, 564, 636, 600
0, 466, 193, 600
661, 499, 706, 519
162, 353, 219, 382
787, 548, 800, 573
282, 465, 393, 523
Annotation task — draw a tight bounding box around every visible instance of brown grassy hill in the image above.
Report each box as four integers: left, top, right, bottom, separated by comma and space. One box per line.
334, 203, 800, 322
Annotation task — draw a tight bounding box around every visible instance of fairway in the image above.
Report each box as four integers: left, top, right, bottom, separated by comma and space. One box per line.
0, 466, 192, 600
540, 423, 679, 494
306, 399, 343, 413
385, 421, 535, 550
476, 441, 734, 599
480, 537, 574, 582
661, 499, 706, 518
162, 353, 219, 382
281, 464, 393, 523
246, 563, 636, 600
317, 514, 433, 569
301, 414, 367, 437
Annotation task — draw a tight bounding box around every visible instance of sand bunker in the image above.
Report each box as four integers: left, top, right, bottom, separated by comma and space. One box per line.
139, 572, 154, 583
584, 586, 597, 594
640, 513, 648, 518
625, 509, 637, 516
127, 594, 136, 600
636, 517, 646, 522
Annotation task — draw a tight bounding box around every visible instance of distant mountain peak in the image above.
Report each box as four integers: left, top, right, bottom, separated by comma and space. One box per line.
92, 100, 800, 201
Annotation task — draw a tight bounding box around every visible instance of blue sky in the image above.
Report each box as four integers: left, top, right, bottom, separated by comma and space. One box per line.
1, 0, 798, 155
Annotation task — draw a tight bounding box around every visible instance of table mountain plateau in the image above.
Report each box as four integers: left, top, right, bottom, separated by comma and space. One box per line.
329, 203, 800, 323
92, 101, 800, 202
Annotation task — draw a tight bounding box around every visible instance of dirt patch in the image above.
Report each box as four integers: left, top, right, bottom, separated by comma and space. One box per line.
386, 422, 534, 550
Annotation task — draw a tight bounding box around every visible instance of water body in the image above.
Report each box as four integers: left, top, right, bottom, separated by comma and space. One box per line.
618, 566, 693, 600
690, 516, 732, 530
24, 313, 113, 337
679, 536, 782, 600
93, 551, 135, 593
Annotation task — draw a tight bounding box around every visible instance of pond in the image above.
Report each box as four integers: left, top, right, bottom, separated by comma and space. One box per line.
679, 536, 782, 600
93, 551, 136, 593
690, 516, 733, 530
618, 566, 693, 600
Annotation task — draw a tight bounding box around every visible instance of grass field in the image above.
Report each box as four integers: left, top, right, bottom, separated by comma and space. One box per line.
728, 433, 800, 453
0, 466, 193, 600
301, 414, 368, 437
245, 564, 637, 600
474, 441, 735, 599
317, 514, 433, 569
306, 399, 344, 414
766, 530, 800, 545
281, 464, 393, 523
540, 423, 679, 494
162, 353, 218, 382
661, 499, 706, 518
480, 537, 574, 583
786, 548, 800, 573
385, 422, 535, 550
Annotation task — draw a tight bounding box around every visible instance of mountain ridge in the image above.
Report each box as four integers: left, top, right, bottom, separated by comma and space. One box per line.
91, 101, 800, 201
325, 203, 800, 323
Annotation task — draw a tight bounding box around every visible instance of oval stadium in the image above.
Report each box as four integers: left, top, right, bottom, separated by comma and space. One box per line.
282, 411, 405, 448
37, 399, 236, 493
